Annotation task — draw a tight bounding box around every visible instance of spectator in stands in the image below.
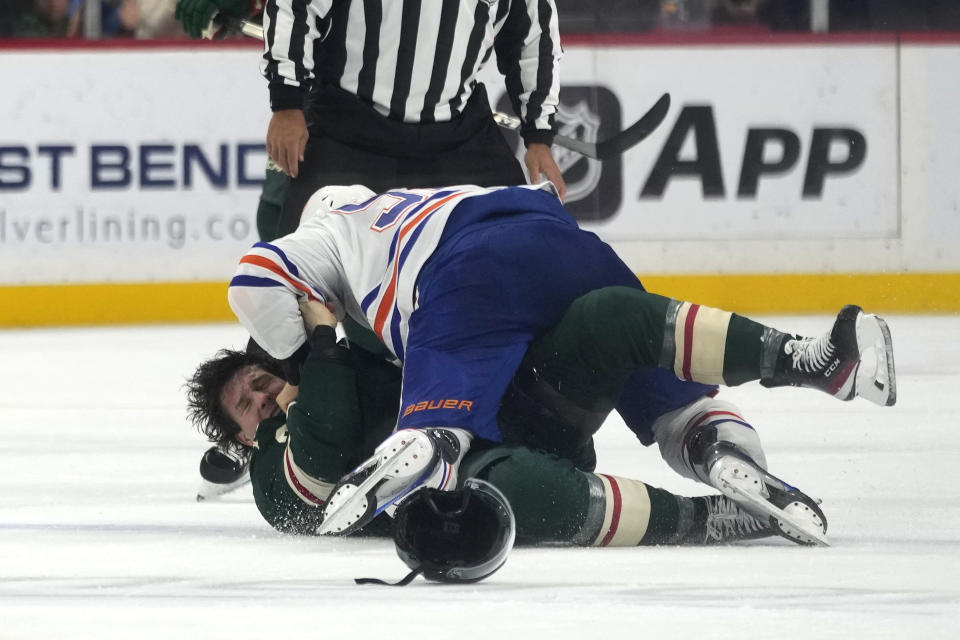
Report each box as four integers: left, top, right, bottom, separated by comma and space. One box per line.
554, 0, 660, 33
63, 0, 140, 37
830, 0, 960, 31
711, 0, 766, 26
135, 0, 184, 38
5, 0, 72, 37
660, 0, 711, 30
712, 0, 811, 31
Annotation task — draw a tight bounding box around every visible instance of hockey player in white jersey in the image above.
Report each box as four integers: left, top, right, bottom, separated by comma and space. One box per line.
227, 182, 896, 544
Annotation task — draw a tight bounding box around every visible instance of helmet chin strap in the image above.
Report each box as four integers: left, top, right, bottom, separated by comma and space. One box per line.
355, 567, 423, 587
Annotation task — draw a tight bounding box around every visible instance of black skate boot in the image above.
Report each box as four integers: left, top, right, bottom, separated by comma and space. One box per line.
687, 433, 828, 546
761, 305, 896, 407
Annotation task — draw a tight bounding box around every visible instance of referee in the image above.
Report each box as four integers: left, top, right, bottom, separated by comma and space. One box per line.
261, 0, 567, 237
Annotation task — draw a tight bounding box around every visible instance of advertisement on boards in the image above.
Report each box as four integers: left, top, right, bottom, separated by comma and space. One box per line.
0, 42, 929, 287
0, 48, 270, 285
491, 44, 899, 242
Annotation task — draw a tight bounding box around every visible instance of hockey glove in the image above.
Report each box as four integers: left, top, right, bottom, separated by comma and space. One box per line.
175, 0, 250, 39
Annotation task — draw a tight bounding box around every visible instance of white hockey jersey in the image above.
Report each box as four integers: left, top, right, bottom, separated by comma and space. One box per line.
228, 182, 557, 361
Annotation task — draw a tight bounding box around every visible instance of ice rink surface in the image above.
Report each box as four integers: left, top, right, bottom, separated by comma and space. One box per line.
1, 313, 958, 639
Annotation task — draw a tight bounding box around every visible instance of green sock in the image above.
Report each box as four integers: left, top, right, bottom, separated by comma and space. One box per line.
640, 485, 688, 545
722, 314, 772, 386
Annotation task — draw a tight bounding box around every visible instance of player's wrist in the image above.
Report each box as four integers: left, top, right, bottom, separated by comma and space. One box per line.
308, 326, 349, 364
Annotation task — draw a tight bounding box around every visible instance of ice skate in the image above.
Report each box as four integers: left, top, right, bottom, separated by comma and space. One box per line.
703, 443, 828, 546
762, 305, 896, 407
318, 428, 472, 536
696, 494, 774, 545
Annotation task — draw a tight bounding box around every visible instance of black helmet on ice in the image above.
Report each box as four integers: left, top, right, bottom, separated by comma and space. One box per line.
391, 478, 516, 584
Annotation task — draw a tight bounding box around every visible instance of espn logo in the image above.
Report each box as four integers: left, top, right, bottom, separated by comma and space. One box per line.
402, 399, 474, 417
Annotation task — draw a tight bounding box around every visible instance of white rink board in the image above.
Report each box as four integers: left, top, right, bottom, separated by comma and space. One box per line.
899, 44, 960, 270
2, 41, 960, 286
0, 48, 270, 284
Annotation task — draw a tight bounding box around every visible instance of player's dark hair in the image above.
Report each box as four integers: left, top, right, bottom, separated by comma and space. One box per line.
185, 347, 283, 449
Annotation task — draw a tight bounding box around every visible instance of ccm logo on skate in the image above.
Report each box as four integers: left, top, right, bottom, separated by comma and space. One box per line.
403, 399, 474, 417
824, 359, 840, 376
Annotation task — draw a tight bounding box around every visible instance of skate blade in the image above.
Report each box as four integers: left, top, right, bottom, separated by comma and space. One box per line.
855, 313, 897, 407
318, 438, 433, 536
715, 466, 830, 547
774, 500, 829, 547
318, 482, 374, 536
196, 476, 250, 502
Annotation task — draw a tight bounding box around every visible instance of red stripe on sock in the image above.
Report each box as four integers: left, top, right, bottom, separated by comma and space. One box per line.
682, 304, 701, 380
599, 474, 622, 547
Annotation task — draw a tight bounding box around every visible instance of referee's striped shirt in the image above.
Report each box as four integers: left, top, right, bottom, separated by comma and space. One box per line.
261, 0, 561, 145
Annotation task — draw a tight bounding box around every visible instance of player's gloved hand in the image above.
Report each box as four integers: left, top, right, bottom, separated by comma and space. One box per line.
175, 0, 249, 39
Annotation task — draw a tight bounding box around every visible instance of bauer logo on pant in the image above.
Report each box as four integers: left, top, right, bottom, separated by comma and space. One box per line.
402, 399, 474, 417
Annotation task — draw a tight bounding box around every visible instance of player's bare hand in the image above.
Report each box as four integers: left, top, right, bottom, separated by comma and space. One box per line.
277, 383, 298, 413
299, 298, 337, 331
524, 143, 567, 201
266, 109, 308, 178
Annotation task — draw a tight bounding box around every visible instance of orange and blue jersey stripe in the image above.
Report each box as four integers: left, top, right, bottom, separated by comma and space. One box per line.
360, 189, 467, 355
230, 242, 327, 303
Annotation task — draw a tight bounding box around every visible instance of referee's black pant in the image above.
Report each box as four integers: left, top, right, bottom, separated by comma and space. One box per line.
271, 82, 527, 238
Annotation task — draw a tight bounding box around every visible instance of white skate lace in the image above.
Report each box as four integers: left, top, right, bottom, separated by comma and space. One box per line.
706, 495, 766, 542
784, 333, 835, 373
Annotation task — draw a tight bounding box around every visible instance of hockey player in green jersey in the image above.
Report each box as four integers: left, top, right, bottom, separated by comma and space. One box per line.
197, 334, 769, 547
188, 287, 862, 548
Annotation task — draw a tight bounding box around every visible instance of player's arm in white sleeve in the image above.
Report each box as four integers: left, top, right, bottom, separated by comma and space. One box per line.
228, 275, 309, 376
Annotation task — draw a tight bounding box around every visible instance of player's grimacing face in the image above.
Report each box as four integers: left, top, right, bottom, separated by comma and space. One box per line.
220, 365, 285, 445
